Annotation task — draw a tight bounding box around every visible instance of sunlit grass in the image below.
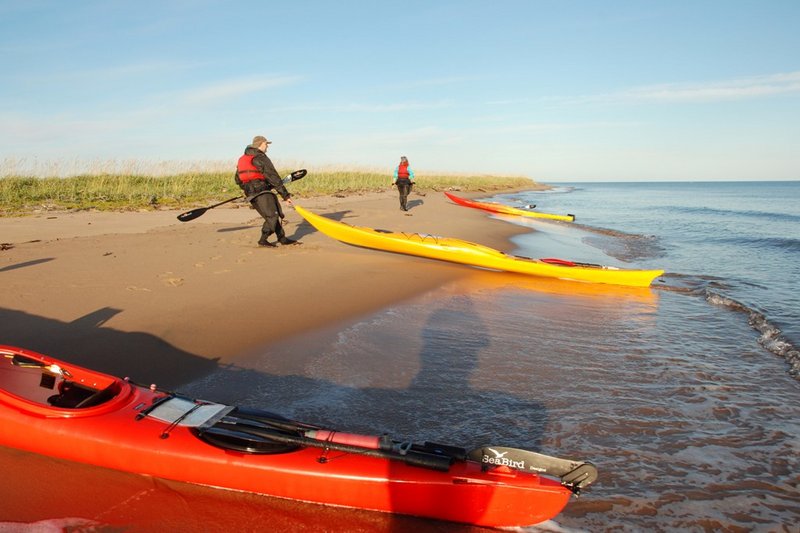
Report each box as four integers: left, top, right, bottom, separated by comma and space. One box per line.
0, 164, 537, 216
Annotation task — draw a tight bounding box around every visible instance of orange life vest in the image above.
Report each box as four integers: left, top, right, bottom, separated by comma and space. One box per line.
237, 154, 265, 183
397, 162, 410, 179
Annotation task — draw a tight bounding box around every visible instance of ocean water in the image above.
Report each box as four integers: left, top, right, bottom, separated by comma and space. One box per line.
4, 182, 798, 531
502, 181, 800, 377
185, 181, 799, 531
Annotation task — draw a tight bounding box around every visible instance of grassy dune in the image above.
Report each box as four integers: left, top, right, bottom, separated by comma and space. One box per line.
0, 169, 537, 216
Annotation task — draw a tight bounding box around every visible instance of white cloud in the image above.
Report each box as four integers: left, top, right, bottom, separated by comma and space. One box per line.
391, 76, 482, 89
621, 71, 800, 103
549, 71, 800, 106
180, 75, 303, 105
267, 100, 455, 113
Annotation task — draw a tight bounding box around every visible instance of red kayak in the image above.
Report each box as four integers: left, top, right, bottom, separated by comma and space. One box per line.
0, 345, 597, 527
445, 191, 576, 222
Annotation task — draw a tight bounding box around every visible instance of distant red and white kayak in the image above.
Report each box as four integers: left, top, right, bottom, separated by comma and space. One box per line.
0, 345, 597, 528
445, 191, 576, 221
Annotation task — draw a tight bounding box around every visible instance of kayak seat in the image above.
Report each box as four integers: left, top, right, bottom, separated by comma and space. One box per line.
47, 381, 101, 408
197, 426, 302, 455
74, 382, 119, 408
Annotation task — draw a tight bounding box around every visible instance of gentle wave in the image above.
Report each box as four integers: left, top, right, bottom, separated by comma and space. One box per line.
706, 290, 800, 378
573, 223, 666, 262
657, 204, 800, 223
706, 235, 800, 252
504, 186, 576, 199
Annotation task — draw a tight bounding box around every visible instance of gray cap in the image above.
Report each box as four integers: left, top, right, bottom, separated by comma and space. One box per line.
252, 135, 272, 147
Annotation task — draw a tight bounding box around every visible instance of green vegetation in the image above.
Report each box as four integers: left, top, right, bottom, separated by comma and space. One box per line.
0, 170, 535, 216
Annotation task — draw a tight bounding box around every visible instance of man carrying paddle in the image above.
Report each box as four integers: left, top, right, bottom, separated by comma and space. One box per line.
235, 135, 298, 247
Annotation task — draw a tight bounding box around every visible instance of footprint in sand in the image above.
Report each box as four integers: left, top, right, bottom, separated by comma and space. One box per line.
158, 272, 185, 287
126, 286, 152, 292
195, 255, 223, 268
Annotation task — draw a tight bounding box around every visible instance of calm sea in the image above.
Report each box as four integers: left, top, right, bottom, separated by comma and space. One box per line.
506, 180, 800, 376
4, 181, 798, 531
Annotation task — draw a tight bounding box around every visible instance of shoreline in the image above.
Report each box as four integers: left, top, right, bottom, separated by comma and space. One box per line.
1, 188, 534, 388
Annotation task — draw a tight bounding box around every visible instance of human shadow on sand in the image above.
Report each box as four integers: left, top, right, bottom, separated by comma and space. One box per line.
288, 209, 352, 241
0, 307, 218, 388
405, 199, 424, 210
177, 296, 550, 531
0, 258, 56, 273
216, 226, 251, 233
181, 297, 548, 448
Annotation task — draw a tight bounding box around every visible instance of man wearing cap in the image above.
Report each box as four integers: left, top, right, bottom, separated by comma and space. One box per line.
235, 135, 298, 247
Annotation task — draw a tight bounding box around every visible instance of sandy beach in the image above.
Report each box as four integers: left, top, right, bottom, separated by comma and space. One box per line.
1, 188, 531, 388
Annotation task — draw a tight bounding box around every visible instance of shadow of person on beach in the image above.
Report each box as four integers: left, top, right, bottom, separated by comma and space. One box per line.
0, 307, 217, 388
217, 226, 251, 233
288, 209, 353, 241
184, 296, 547, 445
178, 296, 550, 531
0, 258, 56, 273
406, 199, 423, 211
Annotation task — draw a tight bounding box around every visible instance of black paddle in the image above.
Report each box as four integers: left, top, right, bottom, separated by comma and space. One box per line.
197, 407, 597, 491
466, 446, 598, 493
176, 169, 307, 222
202, 423, 456, 471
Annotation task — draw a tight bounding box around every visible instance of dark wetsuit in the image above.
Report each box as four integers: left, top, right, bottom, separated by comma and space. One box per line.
235, 145, 292, 244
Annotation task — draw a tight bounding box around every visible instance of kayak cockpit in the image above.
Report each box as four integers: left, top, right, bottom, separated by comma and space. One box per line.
0, 349, 128, 413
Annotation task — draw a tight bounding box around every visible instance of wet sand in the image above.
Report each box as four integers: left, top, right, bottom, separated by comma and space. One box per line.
1, 188, 532, 388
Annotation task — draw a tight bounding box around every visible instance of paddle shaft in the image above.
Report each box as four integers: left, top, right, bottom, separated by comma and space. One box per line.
206, 196, 241, 209
177, 169, 306, 222
208, 422, 454, 471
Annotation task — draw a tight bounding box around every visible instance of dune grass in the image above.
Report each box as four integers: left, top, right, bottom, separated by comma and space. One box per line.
0, 169, 536, 216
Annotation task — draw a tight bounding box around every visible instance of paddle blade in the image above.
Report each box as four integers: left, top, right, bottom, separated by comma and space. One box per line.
467, 445, 598, 492
177, 207, 208, 222
282, 168, 307, 184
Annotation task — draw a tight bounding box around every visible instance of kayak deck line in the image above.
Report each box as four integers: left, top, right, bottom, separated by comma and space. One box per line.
0, 345, 596, 528
294, 205, 663, 287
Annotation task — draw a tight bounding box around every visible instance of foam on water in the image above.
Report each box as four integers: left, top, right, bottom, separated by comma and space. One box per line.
706, 290, 800, 377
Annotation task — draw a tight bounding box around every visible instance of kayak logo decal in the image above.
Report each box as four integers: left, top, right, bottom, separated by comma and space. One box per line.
481, 447, 529, 471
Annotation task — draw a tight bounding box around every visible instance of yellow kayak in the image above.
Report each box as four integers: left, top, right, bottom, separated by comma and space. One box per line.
295, 206, 663, 287
445, 192, 575, 222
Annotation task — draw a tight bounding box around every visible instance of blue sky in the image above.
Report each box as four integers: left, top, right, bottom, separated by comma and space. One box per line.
1, 1, 798, 181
